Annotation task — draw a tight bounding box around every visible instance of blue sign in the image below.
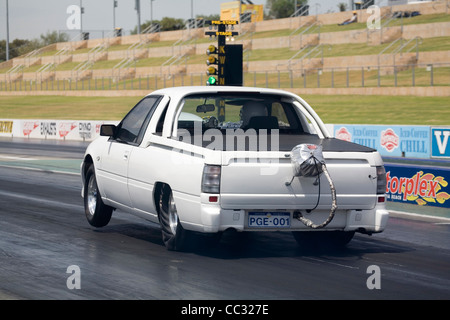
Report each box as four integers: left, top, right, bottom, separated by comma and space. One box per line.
431, 127, 450, 159
334, 125, 430, 158
385, 164, 450, 209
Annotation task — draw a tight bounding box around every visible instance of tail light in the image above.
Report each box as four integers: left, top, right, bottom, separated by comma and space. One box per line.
202, 165, 221, 193
376, 165, 386, 195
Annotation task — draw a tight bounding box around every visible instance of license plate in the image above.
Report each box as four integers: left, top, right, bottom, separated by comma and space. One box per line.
248, 212, 290, 228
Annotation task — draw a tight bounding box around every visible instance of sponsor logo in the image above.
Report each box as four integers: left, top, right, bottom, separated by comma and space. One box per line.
41, 122, 57, 136
386, 170, 450, 206
432, 128, 450, 158
335, 127, 352, 142
380, 128, 399, 152
79, 122, 93, 139
59, 122, 77, 138
0, 121, 13, 133
23, 121, 39, 136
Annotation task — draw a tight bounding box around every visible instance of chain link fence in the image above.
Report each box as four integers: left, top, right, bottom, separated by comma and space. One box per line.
1, 62, 449, 92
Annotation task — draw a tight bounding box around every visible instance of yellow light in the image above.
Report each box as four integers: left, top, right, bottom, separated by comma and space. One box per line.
207, 56, 217, 65
207, 67, 217, 75
207, 45, 217, 55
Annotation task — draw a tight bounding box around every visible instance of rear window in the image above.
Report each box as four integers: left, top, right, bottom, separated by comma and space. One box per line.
177, 93, 306, 134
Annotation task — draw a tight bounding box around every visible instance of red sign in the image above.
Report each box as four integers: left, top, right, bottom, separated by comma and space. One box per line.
336, 127, 351, 142
23, 121, 39, 136
381, 128, 399, 152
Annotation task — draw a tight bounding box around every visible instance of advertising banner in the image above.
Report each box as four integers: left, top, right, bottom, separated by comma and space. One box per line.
0, 120, 14, 137
385, 164, 450, 208
431, 127, 450, 159
9, 119, 112, 141
334, 125, 430, 158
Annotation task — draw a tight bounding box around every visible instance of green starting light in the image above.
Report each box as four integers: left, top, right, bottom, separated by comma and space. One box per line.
207, 76, 217, 85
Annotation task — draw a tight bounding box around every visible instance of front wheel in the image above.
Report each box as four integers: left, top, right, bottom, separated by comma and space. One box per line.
84, 165, 113, 227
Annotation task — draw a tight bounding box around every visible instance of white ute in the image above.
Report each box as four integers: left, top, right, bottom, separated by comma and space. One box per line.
81, 86, 389, 251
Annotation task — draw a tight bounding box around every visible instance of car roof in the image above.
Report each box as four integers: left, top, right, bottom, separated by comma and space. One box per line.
147, 86, 299, 100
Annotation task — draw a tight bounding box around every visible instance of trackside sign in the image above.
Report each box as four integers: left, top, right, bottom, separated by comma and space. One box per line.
0, 119, 119, 141
334, 125, 430, 158
432, 127, 450, 159
385, 164, 450, 208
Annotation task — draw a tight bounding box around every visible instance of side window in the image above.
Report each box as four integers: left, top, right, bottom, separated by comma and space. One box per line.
116, 96, 161, 144
271, 102, 290, 128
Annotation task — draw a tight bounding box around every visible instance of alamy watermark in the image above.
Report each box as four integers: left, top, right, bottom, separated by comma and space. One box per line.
366, 5, 381, 30
66, 265, 81, 290
66, 5, 81, 30
366, 265, 381, 289
172, 121, 280, 176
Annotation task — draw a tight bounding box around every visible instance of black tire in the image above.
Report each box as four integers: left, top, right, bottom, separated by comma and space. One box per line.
158, 185, 193, 251
292, 230, 355, 250
158, 185, 222, 251
84, 165, 113, 227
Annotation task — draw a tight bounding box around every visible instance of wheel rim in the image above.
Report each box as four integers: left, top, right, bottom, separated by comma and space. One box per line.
168, 193, 178, 235
87, 174, 97, 216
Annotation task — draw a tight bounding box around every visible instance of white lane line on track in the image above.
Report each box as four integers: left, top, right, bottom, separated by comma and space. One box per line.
389, 210, 450, 223
303, 257, 359, 269
0, 163, 79, 176
0, 155, 38, 161
0, 189, 82, 211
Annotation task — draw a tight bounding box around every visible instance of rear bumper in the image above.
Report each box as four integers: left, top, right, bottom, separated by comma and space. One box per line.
185, 196, 389, 234
344, 203, 389, 234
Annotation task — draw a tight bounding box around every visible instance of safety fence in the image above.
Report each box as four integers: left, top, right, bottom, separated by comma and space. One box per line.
0, 62, 449, 92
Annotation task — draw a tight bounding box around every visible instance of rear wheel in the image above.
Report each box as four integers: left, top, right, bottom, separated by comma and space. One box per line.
84, 165, 113, 227
292, 231, 355, 250
158, 185, 193, 251
158, 185, 221, 251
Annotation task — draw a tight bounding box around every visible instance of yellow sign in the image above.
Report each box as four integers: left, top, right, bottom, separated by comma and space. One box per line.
0, 121, 13, 133
217, 31, 234, 36
211, 20, 238, 25
220, 1, 264, 23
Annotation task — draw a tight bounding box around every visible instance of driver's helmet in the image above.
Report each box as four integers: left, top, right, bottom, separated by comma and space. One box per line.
240, 101, 268, 128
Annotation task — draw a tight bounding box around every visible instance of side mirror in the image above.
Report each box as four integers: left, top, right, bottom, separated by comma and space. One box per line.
100, 124, 116, 137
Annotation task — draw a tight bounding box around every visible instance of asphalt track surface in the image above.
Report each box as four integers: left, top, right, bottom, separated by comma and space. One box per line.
0, 138, 449, 305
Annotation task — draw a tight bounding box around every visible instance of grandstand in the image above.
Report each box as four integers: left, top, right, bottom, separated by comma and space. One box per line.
0, 0, 449, 95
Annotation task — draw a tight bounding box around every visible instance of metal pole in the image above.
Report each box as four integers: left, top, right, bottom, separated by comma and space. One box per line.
361, 67, 364, 87
80, 0, 83, 33
346, 67, 349, 87
394, 66, 397, 87
113, 0, 116, 29
331, 68, 334, 88
430, 64, 434, 86
150, 0, 153, 27
317, 69, 320, 88
136, 0, 141, 34
377, 66, 380, 87
6, 0, 10, 61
